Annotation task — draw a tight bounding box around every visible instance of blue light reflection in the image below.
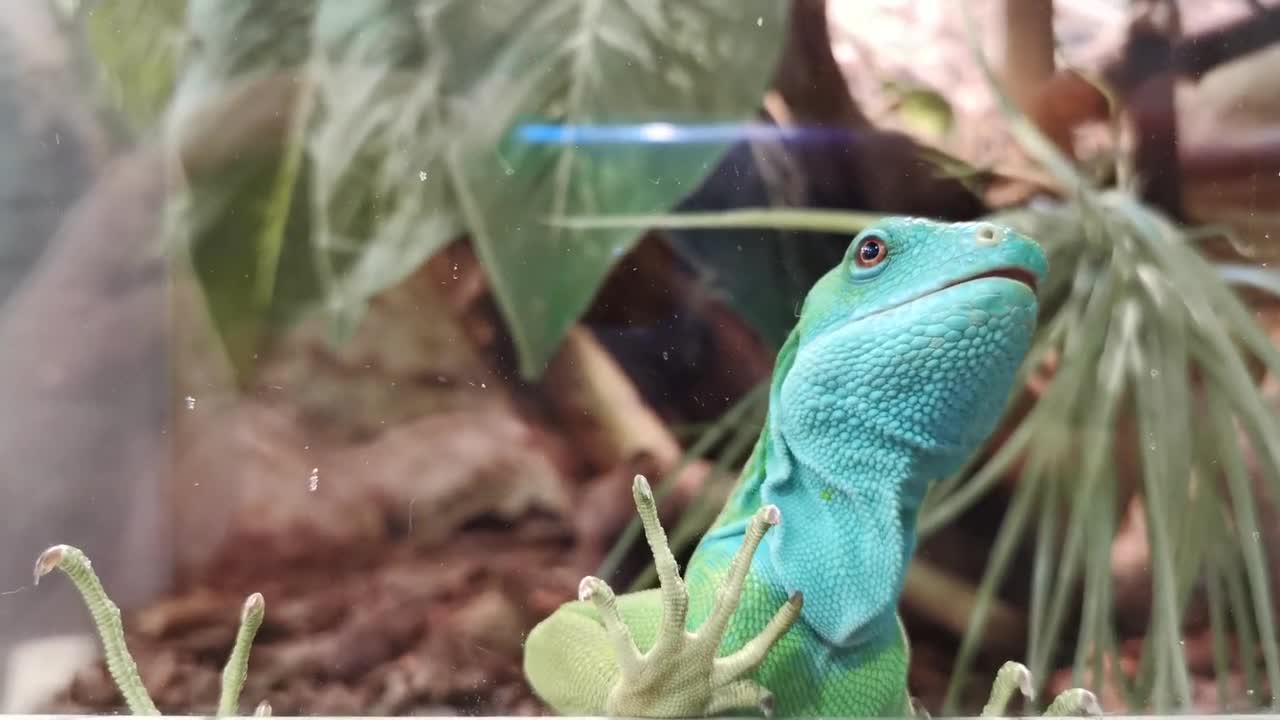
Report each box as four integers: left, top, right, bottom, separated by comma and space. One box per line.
514, 122, 846, 145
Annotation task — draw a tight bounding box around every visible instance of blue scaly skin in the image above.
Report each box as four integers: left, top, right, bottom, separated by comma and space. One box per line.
523, 218, 1100, 717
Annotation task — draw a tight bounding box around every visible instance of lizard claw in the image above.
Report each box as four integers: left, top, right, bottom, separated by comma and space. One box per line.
762, 504, 781, 526
760, 692, 776, 718
578, 576, 600, 601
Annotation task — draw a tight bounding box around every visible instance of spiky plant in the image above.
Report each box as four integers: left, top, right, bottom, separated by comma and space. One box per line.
32, 545, 269, 716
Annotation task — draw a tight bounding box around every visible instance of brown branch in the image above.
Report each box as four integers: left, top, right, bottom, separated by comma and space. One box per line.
1105, 5, 1280, 92
1002, 0, 1057, 111
1171, 4, 1280, 80
1030, 3, 1280, 176
1115, 1, 1185, 217
770, 0, 869, 128
1182, 132, 1280, 181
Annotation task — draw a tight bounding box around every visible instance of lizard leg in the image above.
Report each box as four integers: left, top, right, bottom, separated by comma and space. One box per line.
580, 474, 802, 717
980, 661, 1101, 718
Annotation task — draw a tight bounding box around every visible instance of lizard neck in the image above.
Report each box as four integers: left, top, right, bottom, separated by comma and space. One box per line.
701, 412, 937, 649
765, 423, 931, 648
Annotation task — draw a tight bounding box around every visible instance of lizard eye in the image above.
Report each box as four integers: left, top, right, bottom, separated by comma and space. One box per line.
854, 235, 888, 268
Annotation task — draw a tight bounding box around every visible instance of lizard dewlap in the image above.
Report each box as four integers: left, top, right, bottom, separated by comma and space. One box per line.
523, 217, 1097, 718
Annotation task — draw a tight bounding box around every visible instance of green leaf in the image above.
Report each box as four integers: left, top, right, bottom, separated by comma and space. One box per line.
443, 1, 789, 377
1217, 262, 1280, 299
173, 1, 787, 377
180, 143, 315, 377
80, 0, 186, 132
882, 80, 954, 140
168, 0, 319, 376
307, 0, 461, 339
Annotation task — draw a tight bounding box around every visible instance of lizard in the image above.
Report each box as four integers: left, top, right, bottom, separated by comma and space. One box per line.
522, 217, 1100, 717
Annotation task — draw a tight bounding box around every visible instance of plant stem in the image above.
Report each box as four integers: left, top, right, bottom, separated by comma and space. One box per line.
33, 545, 159, 715
218, 592, 266, 716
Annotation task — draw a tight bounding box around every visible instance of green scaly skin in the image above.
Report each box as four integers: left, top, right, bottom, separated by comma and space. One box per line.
523, 218, 1101, 717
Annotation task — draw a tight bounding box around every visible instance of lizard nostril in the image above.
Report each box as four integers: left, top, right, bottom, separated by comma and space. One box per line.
974, 224, 1002, 246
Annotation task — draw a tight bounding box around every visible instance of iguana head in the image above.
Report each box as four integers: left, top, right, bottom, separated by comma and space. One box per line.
777, 216, 1047, 478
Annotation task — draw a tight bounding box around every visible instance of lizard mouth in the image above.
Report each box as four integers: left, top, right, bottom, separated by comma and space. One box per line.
848, 265, 1042, 327
939, 266, 1040, 294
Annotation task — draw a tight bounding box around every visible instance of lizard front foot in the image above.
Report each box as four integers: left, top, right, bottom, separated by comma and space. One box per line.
981, 661, 1102, 717
579, 474, 803, 717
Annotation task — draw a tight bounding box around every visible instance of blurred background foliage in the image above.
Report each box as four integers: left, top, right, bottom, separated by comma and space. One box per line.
5, 0, 1280, 715
91, 0, 791, 378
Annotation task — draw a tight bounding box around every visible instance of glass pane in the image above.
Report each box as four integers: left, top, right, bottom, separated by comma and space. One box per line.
1, 0, 1277, 716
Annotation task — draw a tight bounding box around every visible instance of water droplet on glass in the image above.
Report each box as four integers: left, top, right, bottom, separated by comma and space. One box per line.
308, 467, 320, 492
756, 16, 763, 26
1254, 531, 1261, 541
185, 395, 196, 410
1149, 368, 1159, 377
662, 351, 669, 361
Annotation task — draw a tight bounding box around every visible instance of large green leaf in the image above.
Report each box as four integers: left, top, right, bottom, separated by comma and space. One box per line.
441, 1, 788, 377
309, 0, 788, 376
167, 0, 786, 378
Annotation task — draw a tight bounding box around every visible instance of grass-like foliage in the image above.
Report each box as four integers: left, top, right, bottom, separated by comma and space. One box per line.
33, 545, 268, 716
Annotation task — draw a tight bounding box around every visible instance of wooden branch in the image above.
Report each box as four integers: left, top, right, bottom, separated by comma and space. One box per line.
1170, 4, 1280, 81
770, 0, 869, 128
1001, 0, 1057, 111
539, 326, 682, 474
1182, 132, 1280, 181
1119, 1, 1184, 217
1029, 3, 1280, 179
1104, 5, 1280, 92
